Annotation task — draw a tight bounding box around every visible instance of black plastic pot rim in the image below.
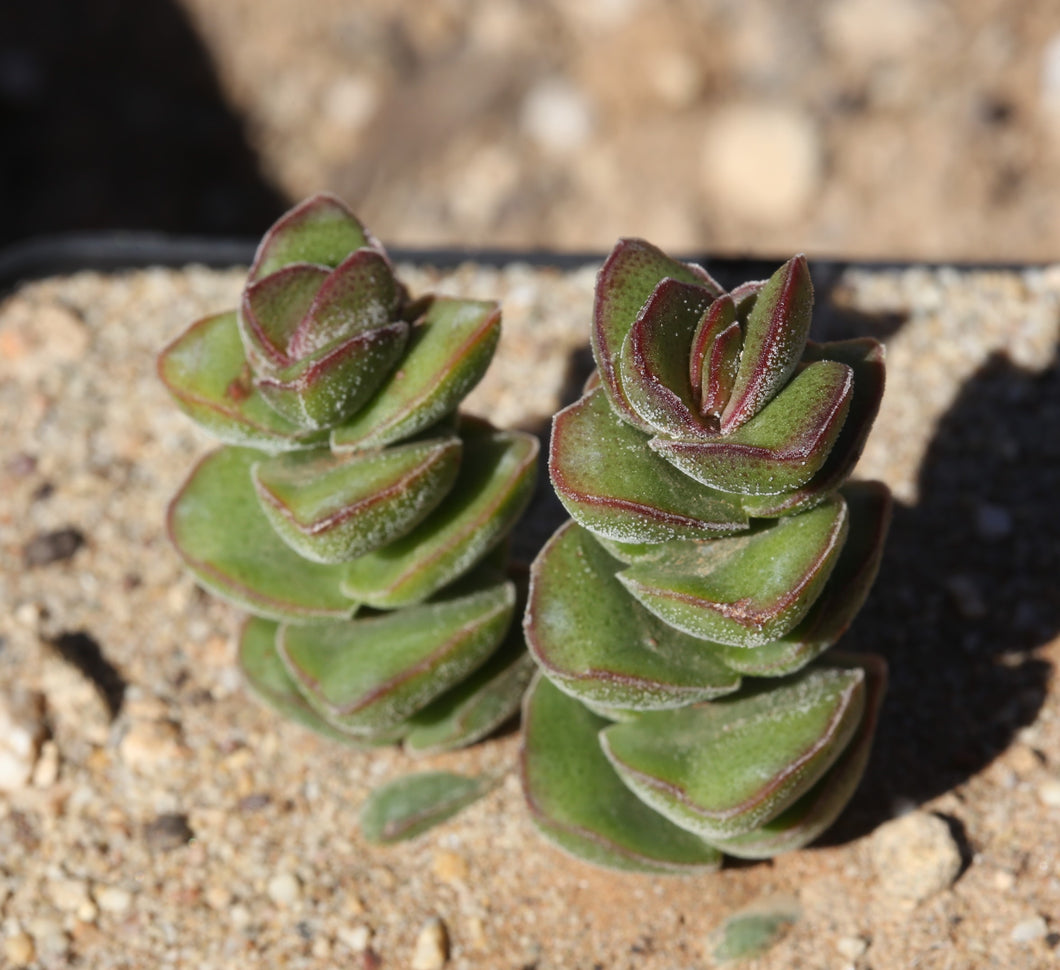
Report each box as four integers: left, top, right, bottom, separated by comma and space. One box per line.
0, 229, 1046, 300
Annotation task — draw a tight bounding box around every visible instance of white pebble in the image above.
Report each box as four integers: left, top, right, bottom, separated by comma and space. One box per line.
700, 104, 821, 225
1011, 916, 1048, 943
4, 931, 35, 967
411, 916, 449, 970
1037, 779, 1060, 807
266, 872, 302, 906
835, 935, 869, 959
94, 885, 133, 914
0, 691, 46, 792
869, 811, 963, 902
521, 78, 594, 156
337, 924, 371, 952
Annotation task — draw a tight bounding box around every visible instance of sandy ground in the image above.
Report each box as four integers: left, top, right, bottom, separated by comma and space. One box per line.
1, 256, 1059, 968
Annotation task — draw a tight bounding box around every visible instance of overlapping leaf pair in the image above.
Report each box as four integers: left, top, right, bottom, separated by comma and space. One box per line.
522, 239, 891, 872
159, 195, 537, 754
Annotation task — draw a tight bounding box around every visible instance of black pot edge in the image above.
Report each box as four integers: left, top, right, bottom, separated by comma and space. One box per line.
0, 230, 1049, 299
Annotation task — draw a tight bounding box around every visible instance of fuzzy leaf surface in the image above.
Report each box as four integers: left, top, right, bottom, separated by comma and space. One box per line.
521, 675, 723, 874
720, 255, 813, 432
712, 483, 891, 676
651, 360, 853, 496
251, 435, 461, 563
618, 278, 716, 438
239, 264, 328, 373
550, 387, 748, 543
331, 297, 501, 451
526, 522, 741, 710
237, 616, 398, 747
711, 653, 886, 858
280, 573, 515, 735
403, 623, 534, 755
600, 664, 866, 839
340, 425, 537, 608
256, 319, 409, 430
167, 447, 355, 621
592, 238, 721, 431
739, 338, 885, 517
157, 311, 327, 452
249, 193, 373, 281
619, 496, 848, 647
360, 772, 496, 844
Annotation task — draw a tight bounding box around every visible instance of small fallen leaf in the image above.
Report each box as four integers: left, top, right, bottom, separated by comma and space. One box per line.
360, 771, 496, 844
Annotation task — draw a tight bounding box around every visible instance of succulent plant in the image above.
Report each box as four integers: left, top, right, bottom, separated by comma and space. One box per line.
522, 239, 890, 872
159, 195, 537, 753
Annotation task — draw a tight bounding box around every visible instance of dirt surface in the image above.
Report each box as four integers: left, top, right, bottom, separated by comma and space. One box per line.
7, 0, 1060, 261
1, 258, 1059, 968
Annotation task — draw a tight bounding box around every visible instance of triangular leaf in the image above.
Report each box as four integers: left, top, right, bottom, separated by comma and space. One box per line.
340, 425, 537, 608
521, 675, 723, 874
526, 522, 741, 710
280, 572, 515, 735
600, 664, 866, 840
157, 311, 327, 452
251, 435, 462, 563
651, 360, 854, 496
720, 255, 813, 432
550, 387, 748, 544
330, 297, 501, 451
592, 238, 721, 431
239, 264, 328, 373
167, 446, 356, 621
360, 771, 497, 844
249, 194, 373, 281
618, 496, 848, 648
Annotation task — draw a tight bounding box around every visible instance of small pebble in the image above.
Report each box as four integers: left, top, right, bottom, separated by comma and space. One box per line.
432, 849, 469, 884
835, 935, 869, 959
119, 718, 187, 771
143, 812, 194, 851
22, 527, 84, 567
47, 877, 91, 913
94, 886, 133, 914
32, 739, 60, 788
337, 924, 371, 953
267, 872, 302, 906
0, 690, 47, 792
4, 931, 35, 967
521, 78, 594, 156
1011, 916, 1048, 943
869, 811, 963, 902
411, 916, 449, 970
1037, 779, 1060, 807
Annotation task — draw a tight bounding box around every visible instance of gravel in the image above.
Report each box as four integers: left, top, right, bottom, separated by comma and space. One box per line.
1, 260, 1059, 968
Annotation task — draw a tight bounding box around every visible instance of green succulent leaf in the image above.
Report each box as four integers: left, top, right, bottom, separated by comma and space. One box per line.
618, 495, 848, 648
600, 663, 866, 840
709, 898, 801, 962
521, 674, 723, 874
251, 434, 462, 564
237, 616, 399, 747
526, 522, 741, 710
617, 278, 717, 438
740, 338, 885, 518
700, 321, 743, 422
650, 360, 854, 496
330, 297, 502, 451
340, 424, 538, 608
279, 570, 515, 735
256, 319, 410, 430
239, 263, 329, 374
360, 771, 497, 844
288, 247, 403, 358
720, 255, 813, 433
689, 295, 736, 415
592, 238, 722, 432
167, 446, 356, 621
550, 387, 749, 543
711, 653, 886, 858
157, 311, 328, 452
403, 622, 534, 755
712, 482, 891, 676
249, 193, 374, 282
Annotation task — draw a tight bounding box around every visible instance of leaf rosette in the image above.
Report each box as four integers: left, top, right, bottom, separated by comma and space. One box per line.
523, 238, 892, 872
159, 195, 537, 753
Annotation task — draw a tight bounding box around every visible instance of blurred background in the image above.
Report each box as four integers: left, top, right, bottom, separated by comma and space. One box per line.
5, 0, 1060, 260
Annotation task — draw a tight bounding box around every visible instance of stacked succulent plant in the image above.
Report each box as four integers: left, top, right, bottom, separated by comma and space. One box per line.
159, 195, 537, 754
522, 239, 890, 872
